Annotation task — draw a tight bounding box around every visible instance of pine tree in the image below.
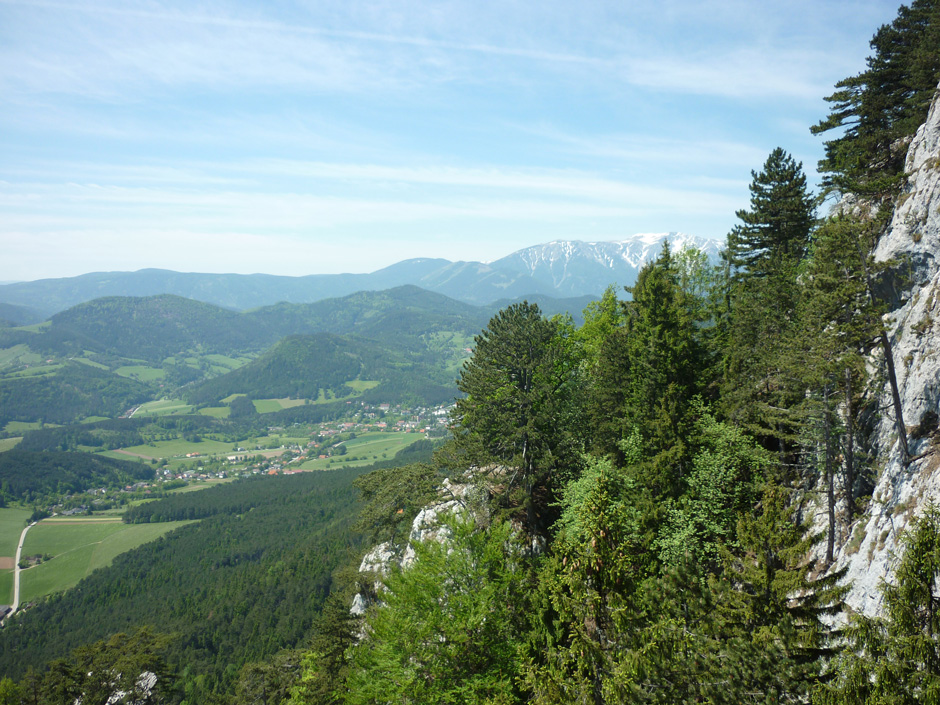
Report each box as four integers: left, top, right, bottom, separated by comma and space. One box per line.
728, 147, 816, 281
812, 0, 940, 197
721, 148, 816, 468
450, 302, 581, 534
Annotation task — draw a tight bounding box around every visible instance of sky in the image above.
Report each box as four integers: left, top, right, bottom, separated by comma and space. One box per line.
0, 0, 907, 282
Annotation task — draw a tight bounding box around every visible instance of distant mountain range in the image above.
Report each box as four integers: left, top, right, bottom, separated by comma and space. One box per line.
0, 233, 720, 319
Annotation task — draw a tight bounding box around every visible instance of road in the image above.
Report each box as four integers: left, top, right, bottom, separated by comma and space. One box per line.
11, 522, 34, 614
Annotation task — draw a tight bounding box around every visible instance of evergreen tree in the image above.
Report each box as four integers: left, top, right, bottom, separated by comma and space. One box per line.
728, 147, 816, 281
812, 0, 940, 197
449, 302, 581, 534
590, 244, 702, 498
816, 505, 940, 703
730, 485, 846, 689
721, 149, 815, 468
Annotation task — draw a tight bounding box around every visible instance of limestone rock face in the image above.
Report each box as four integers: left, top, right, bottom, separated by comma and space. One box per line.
832, 83, 940, 616
351, 475, 490, 615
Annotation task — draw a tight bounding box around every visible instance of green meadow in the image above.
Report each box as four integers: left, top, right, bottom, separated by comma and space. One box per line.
252, 397, 309, 413
133, 398, 195, 417
199, 406, 231, 418
0, 345, 39, 368
72, 357, 109, 370
100, 437, 235, 461
0, 571, 11, 607
0, 437, 21, 453
0, 507, 33, 604
19, 517, 194, 601
300, 431, 418, 470
115, 365, 165, 382
0, 507, 32, 557
3, 421, 51, 434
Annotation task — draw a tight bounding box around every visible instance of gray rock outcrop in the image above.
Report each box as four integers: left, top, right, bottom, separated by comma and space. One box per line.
350, 475, 491, 616
829, 82, 940, 616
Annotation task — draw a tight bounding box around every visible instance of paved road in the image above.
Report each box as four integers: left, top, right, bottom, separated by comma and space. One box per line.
11, 522, 34, 614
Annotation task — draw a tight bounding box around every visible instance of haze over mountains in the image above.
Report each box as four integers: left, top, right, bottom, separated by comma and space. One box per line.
0, 233, 719, 320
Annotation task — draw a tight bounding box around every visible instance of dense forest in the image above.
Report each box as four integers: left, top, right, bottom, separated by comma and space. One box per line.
0, 362, 151, 427
0, 2, 938, 704
0, 450, 154, 504
0, 469, 372, 702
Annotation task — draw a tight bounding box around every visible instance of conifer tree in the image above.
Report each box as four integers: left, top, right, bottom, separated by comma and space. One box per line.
728, 147, 816, 281
721, 148, 815, 467
591, 244, 702, 498
731, 485, 846, 682
815, 505, 940, 704
812, 0, 940, 197
450, 302, 581, 534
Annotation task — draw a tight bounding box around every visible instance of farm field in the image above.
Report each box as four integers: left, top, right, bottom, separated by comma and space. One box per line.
203, 354, 253, 375
0, 344, 38, 368
199, 406, 230, 418
100, 437, 235, 461
115, 365, 165, 382
252, 397, 308, 413
0, 507, 34, 604
0, 437, 21, 452
169, 477, 236, 493
300, 431, 419, 470
0, 507, 32, 557
19, 517, 194, 601
72, 357, 109, 370
0, 570, 11, 606
132, 398, 195, 417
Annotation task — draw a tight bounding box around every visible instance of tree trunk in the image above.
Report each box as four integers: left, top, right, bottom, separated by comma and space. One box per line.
844, 366, 856, 522
851, 231, 910, 465
881, 330, 911, 464
824, 385, 835, 566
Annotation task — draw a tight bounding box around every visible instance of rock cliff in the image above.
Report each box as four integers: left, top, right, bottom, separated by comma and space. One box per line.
830, 82, 940, 616
351, 475, 491, 616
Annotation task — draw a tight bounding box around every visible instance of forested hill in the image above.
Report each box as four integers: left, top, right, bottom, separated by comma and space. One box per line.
47, 294, 253, 360
0, 449, 154, 502
185, 332, 459, 406
5, 286, 488, 363
0, 361, 152, 427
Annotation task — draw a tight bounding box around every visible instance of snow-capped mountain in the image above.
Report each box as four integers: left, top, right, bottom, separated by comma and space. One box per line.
489, 232, 722, 298
0, 233, 723, 315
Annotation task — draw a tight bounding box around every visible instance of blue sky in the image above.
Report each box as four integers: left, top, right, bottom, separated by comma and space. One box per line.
1, 0, 904, 281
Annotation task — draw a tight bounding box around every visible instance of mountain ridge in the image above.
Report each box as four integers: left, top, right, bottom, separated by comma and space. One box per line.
0, 233, 719, 316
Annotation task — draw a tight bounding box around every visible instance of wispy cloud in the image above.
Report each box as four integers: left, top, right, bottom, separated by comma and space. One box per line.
0, 0, 901, 280
0, 0, 871, 102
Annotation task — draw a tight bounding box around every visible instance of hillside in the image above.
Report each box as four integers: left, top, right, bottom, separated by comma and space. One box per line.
0, 361, 151, 426
0, 286, 492, 426
47, 294, 259, 360
0, 468, 371, 701
186, 332, 460, 406
0, 449, 155, 502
